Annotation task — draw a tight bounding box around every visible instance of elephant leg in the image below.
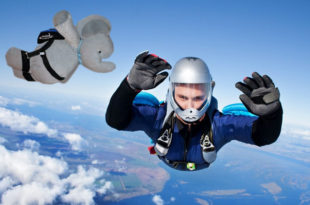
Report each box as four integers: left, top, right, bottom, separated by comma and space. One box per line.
6, 47, 23, 71
12, 68, 25, 80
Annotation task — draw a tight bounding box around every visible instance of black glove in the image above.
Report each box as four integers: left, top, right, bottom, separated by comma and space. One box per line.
235, 72, 281, 117
127, 51, 172, 90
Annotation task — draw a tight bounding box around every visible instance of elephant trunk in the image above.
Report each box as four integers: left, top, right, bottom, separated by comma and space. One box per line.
80, 34, 115, 73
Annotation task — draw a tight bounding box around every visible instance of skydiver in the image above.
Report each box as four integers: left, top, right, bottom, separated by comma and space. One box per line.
106, 51, 283, 171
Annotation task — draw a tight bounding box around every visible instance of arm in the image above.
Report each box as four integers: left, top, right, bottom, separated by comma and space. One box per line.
105, 51, 171, 131
105, 78, 139, 130
252, 105, 283, 146
235, 72, 283, 146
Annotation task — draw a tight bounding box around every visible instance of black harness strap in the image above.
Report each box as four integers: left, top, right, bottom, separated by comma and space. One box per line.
21, 38, 65, 81
21, 50, 35, 81
40, 53, 65, 81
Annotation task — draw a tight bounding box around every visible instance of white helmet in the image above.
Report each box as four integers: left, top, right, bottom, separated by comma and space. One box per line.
167, 57, 214, 122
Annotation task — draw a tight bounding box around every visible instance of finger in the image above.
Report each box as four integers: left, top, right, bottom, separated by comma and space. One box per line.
151, 58, 168, 67
243, 77, 259, 89
149, 53, 168, 63
262, 75, 275, 88
156, 61, 172, 71
154, 72, 169, 87
144, 55, 159, 65
235, 82, 252, 96
135, 51, 149, 63
252, 72, 265, 87
239, 94, 255, 113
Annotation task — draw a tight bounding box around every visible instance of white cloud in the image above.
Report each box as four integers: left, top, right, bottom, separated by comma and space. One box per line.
22, 139, 40, 151
114, 158, 127, 172
71, 105, 82, 111
282, 126, 310, 140
63, 133, 87, 151
0, 106, 88, 152
0, 137, 7, 144
0, 145, 112, 205
0, 107, 57, 137
152, 195, 164, 205
0, 97, 9, 107
56, 151, 62, 158
170, 197, 176, 202
11, 98, 39, 107
97, 180, 113, 194
61, 166, 106, 205
0, 96, 39, 107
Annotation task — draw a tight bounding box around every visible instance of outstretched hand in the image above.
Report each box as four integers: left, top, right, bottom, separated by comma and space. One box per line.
127, 51, 172, 90
235, 72, 281, 117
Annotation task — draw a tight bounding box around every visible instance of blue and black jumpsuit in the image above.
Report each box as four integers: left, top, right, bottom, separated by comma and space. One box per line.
106, 79, 283, 171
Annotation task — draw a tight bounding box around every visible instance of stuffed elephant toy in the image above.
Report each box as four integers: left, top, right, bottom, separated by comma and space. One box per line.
5, 10, 115, 84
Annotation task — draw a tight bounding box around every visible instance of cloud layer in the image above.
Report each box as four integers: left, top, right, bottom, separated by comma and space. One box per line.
0, 96, 39, 107
0, 106, 87, 152
0, 145, 112, 205
0, 107, 57, 137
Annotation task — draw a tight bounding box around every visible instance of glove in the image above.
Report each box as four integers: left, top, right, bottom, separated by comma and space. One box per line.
127, 51, 172, 90
235, 72, 281, 117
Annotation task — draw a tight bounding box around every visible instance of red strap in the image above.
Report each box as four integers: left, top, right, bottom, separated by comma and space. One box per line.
148, 146, 156, 155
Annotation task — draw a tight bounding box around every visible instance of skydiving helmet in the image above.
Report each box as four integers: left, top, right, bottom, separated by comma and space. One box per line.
167, 57, 214, 122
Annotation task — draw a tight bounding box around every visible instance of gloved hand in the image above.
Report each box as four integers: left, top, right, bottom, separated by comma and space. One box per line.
127, 51, 172, 90
235, 72, 281, 117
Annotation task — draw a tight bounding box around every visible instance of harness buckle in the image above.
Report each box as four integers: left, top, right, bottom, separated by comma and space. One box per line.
40, 52, 46, 56
200, 134, 215, 152
24, 52, 30, 59
200, 133, 217, 163
154, 129, 172, 156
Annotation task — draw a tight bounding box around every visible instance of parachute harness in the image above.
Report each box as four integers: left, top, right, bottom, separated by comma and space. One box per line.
154, 111, 217, 171
21, 29, 66, 81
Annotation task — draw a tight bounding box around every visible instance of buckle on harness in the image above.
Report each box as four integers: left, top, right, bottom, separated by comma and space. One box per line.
200, 134, 217, 163
154, 129, 172, 156
24, 52, 30, 59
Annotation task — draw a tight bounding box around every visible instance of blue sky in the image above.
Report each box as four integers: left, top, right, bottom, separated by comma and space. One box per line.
0, 0, 309, 127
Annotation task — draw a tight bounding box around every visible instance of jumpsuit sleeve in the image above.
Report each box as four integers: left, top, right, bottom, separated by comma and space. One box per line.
212, 105, 283, 149
105, 78, 159, 135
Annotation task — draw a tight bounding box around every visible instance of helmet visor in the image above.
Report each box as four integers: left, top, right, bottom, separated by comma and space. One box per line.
172, 83, 211, 111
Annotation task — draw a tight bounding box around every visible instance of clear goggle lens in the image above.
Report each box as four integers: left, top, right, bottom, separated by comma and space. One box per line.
172, 83, 211, 111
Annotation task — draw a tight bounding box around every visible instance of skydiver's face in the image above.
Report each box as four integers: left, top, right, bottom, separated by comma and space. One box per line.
174, 83, 208, 110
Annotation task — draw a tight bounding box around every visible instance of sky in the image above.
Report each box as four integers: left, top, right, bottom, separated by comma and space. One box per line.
0, 0, 309, 127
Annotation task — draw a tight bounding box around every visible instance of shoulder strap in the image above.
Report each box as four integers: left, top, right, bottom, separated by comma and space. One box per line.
154, 111, 175, 156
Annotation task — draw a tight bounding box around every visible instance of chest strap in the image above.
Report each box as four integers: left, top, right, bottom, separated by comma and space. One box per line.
21, 35, 65, 82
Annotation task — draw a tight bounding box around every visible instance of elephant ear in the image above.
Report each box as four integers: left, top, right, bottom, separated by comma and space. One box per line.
77, 15, 111, 39
53, 10, 81, 49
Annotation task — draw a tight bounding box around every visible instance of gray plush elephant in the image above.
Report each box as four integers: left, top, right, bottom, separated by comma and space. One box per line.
5, 10, 115, 84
